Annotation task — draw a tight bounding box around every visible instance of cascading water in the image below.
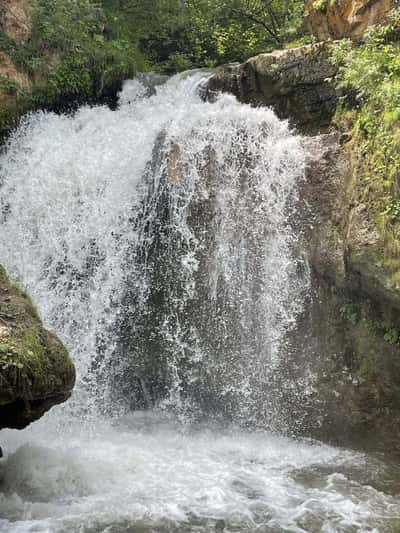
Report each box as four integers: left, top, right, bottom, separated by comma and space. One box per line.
0, 73, 399, 532
0, 72, 308, 426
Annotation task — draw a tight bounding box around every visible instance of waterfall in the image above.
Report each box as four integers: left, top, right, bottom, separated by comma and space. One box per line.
1, 73, 399, 533
0, 72, 308, 427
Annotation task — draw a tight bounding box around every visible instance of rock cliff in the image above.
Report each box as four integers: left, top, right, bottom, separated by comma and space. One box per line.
0, 0, 31, 109
207, 36, 400, 455
305, 0, 393, 41
299, 132, 400, 455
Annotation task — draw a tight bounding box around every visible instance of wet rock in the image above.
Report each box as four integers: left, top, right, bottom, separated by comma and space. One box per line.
294, 133, 400, 456
167, 143, 183, 184
206, 42, 400, 455
0, 265, 75, 430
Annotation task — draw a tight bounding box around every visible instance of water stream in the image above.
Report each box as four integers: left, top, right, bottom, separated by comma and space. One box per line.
0, 73, 399, 532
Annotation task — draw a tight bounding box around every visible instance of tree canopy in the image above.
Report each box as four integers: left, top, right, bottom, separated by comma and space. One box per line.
101, 0, 306, 72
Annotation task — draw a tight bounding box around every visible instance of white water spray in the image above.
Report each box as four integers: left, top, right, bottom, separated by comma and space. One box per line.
0, 72, 307, 425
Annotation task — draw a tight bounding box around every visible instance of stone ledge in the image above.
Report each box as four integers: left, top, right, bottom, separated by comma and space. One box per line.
206, 43, 338, 134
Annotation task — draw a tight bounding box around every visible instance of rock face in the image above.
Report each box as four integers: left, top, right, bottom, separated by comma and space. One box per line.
305, 0, 392, 41
207, 43, 337, 133
297, 133, 400, 455
0, 0, 32, 106
207, 45, 400, 455
0, 265, 75, 429
0, 0, 31, 42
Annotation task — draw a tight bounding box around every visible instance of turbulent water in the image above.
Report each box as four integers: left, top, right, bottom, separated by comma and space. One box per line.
0, 73, 400, 532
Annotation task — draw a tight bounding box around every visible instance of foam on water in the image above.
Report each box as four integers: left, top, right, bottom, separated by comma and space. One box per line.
1, 415, 400, 533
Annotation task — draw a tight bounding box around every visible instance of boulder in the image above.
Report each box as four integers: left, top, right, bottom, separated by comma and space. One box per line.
0, 265, 75, 429
207, 43, 338, 133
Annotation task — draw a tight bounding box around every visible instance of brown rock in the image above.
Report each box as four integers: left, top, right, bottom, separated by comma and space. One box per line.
0, 0, 31, 42
305, 0, 393, 41
167, 143, 183, 184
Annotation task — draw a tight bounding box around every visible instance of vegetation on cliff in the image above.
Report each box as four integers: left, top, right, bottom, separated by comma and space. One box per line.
0, 0, 145, 133
333, 8, 400, 290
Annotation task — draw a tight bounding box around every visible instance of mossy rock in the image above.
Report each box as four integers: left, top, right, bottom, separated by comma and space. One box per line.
0, 265, 75, 429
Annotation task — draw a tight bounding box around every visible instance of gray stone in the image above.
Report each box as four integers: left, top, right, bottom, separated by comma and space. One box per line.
206, 43, 338, 134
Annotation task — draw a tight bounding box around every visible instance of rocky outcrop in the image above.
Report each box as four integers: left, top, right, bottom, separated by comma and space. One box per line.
207, 43, 337, 133
0, 265, 75, 429
296, 133, 400, 455
305, 0, 393, 41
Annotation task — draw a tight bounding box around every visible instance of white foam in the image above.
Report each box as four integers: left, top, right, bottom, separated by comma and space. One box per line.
1, 416, 399, 532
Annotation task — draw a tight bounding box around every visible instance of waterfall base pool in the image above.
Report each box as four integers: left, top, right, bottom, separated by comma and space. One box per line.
1, 412, 400, 533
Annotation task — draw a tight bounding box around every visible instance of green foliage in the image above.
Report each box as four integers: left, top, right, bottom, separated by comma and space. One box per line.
332, 8, 400, 277
3, 0, 145, 110
340, 301, 400, 346
29, 0, 144, 101
384, 327, 399, 345
0, 33, 18, 55
366, 319, 400, 345
340, 303, 360, 325
312, 0, 337, 13
0, 0, 306, 131
101, 0, 305, 72
313, 0, 328, 13
332, 12, 400, 106
0, 75, 20, 95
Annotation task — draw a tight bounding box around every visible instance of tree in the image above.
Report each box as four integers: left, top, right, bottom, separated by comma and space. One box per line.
99, 0, 306, 72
